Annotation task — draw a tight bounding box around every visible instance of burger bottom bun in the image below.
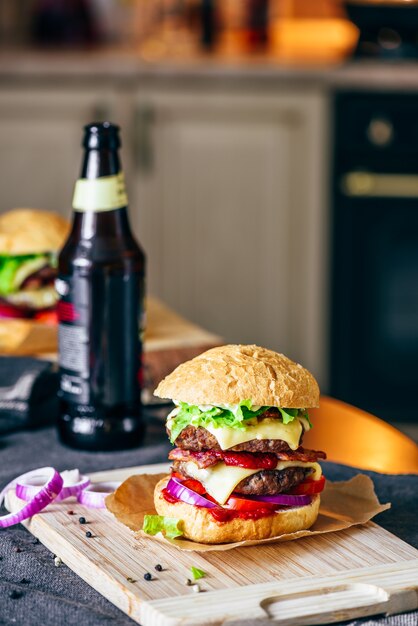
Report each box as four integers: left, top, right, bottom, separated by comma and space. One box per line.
154, 477, 320, 544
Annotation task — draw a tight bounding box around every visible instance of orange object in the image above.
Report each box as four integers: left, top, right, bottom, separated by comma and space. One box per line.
269, 18, 359, 63
34, 310, 58, 325
305, 396, 418, 475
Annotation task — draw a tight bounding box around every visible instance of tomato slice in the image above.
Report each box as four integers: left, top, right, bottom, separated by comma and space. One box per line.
170, 472, 207, 496
224, 495, 278, 512
289, 475, 326, 495
181, 478, 206, 496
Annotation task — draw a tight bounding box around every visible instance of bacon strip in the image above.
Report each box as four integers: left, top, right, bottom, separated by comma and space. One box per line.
168, 448, 220, 468
276, 447, 327, 463
168, 447, 326, 469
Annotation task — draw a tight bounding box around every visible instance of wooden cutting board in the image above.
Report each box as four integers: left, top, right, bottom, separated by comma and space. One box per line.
6, 464, 418, 626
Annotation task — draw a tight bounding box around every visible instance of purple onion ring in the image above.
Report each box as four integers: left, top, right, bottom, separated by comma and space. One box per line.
0, 467, 63, 529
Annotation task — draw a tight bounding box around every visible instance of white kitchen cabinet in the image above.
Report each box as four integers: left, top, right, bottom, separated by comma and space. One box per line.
0, 81, 330, 385
0, 87, 129, 219
132, 88, 329, 385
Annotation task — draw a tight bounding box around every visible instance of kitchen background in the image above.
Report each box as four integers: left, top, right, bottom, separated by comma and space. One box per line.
0, 0, 417, 435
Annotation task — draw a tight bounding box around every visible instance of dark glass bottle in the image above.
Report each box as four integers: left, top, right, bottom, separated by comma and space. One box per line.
201, 0, 217, 50
246, 0, 269, 51
57, 122, 146, 451
31, 0, 98, 47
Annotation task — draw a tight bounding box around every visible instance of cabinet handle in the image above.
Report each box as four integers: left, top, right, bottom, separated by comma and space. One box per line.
133, 104, 155, 173
341, 171, 418, 198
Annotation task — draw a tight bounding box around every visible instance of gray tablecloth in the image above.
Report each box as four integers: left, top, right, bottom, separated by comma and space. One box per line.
0, 416, 417, 626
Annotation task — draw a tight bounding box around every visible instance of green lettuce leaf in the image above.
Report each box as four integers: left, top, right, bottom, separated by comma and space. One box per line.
0, 254, 49, 296
167, 400, 307, 444
142, 515, 183, 539
168, 400, 268, 444
190, 566, 206, 580
299, 409, 313, 429
0, 258, 20, 295
49, 253, 58, 269
278, 408, 299, 424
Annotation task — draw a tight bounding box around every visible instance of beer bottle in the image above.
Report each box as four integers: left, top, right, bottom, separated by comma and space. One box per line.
57, 122, 146, 451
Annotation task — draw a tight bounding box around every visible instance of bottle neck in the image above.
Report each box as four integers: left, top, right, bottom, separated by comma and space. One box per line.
80, 148, 120, 179
70, 206, 132, 242
72, 148, 132, 241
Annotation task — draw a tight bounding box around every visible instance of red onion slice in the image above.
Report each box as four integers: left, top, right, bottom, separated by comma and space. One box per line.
166, 477, 311, 509
77, 482, 120, 509
166, 477, 217, 509
0, 467, 63, 529
245, 493, 312, 506
15, 469, 90, 502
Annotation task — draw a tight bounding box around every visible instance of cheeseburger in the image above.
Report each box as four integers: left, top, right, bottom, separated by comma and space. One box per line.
0, 209, 69, 319
153, 344, 326, 544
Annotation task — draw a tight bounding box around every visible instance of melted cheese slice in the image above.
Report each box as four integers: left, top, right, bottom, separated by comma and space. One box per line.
184, 460, 322, 505
205, 418, 303, 451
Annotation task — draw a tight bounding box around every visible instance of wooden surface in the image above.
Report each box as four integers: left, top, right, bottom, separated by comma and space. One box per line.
144, 298, 221, 352
6, 464, 418, 626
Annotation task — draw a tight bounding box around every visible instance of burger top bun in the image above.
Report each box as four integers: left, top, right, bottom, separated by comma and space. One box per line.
0, 208, 69, 255
154, 344, 320, 409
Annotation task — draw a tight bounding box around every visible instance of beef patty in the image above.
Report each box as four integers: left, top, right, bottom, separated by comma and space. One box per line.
21, 265, 56, 290
172, 461, 311, 496
170, 423, 303, 454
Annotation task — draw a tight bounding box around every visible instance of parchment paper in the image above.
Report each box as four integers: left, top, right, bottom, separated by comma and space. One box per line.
106, 472, 391, 552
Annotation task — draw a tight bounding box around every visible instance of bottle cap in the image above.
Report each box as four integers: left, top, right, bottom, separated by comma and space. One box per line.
83, 122, 121, 150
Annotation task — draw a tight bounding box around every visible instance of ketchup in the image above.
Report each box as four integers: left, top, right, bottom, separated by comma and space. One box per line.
171, 449, 278, 470
208, 507, 274, 522
161, 488, 179, 504
221, 451, 277, 470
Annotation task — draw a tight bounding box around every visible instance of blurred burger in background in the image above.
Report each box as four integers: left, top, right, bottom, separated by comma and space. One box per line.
0, 209, 69, 322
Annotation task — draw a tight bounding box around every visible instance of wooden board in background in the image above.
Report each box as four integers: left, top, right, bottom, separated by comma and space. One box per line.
6, 464, 418, 626
0, 296, 221, 357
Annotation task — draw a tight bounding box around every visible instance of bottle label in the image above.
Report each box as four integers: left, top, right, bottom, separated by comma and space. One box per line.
56, 276, 91, 403
72, 173, 128, 212
56, 272, 144, 406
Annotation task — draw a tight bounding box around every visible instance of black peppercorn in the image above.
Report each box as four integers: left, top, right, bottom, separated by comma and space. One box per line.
79, 517, 86, 525
33, 538, 40, 545
155, 564, 163, 572
20, 578, 29, 585
85, 531, 92, 538
14, 547, 22, 553
144, 572, 152, 581
9, 590, 22, 599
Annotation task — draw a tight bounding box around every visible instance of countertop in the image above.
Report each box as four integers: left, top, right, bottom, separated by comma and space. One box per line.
1, 49, 418, 90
